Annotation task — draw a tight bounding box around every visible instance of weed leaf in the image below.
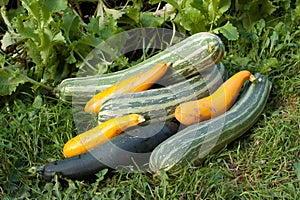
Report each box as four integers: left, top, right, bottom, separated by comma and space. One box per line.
213, 21, 239, 40
0, 70, 28, 96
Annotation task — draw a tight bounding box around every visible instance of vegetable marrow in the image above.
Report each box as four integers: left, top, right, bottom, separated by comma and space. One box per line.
98, 63, 227, 123
56, 32, 225, 104
149, 73, 272, 173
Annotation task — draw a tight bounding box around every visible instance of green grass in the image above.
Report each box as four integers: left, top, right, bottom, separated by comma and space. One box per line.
1, 93, 299, 199
1, 8, 300, 200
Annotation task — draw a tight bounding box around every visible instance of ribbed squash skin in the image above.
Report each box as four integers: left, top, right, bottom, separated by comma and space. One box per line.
149, 74, 272, 173
55, 32, 225, 103
98, 63, 227, 123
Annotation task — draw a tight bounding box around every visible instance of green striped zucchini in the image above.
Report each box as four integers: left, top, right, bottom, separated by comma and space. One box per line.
149, 73, 272, 173
55, 32, 224, 103
98, 63, 227, 123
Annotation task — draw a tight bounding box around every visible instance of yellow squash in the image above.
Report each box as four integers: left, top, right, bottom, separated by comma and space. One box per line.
84, 62, 171, 113
63, 114, 145, 157
175, 70, 256, 125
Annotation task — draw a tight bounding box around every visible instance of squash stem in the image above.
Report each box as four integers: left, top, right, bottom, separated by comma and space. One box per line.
249, 74, 257, 82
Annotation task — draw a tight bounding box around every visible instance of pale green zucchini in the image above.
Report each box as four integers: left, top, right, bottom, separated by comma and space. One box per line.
149, 73, 272, 173
55, 32, 224, 103
98, 63, 227, 123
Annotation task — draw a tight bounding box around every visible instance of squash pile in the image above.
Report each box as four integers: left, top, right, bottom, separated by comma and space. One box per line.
37, 32, 271, 180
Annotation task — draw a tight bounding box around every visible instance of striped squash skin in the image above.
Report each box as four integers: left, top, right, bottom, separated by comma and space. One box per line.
98, 63, 226, 123
149, 74, 272, 173
55, 32, 224, 103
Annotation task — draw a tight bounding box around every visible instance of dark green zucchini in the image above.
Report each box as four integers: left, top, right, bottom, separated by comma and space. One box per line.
37, 121, 179, 180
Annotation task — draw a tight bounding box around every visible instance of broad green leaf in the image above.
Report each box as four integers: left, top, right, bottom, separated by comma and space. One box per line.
191, 0, 207, 14
77, 34, 101, 48
238, 0, 277, 27
190, 0, 231, 27
209, 0, 219, 22
140, 12, 165, 27
213, 21, 239, 40
44, 0, 68, 13
218, 0, 231, 14
0, 70, 28, 96
66, 50, 76, 64
14, 16, 40, 43
179, 7, 208, 34
87, 17, 101, 35
98, 15, 122, 40
21, 0, 67, 29
62, 12, 82, 43
125, 7, 140, 24
43, 55, 60, 82
259, 0, 277, 16
21, 1, 40, 22
36, 28, 59, 69
53, 32, 66, 44
25, 40, 42, 67
25, 1, 50, 27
